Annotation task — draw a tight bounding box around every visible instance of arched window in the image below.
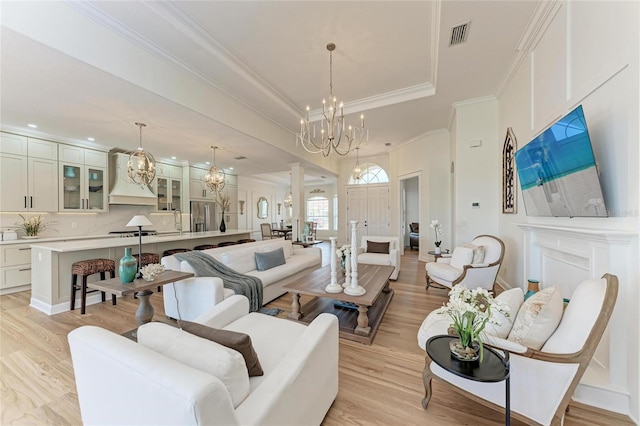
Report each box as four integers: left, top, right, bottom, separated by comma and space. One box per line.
348, 163, 389, 184
306, 196, 329, 230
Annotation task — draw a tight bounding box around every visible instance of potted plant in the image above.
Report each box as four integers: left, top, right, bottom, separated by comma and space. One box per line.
16, 214, 56, 238
436, 285, 509, 361
429, 219, 443, 253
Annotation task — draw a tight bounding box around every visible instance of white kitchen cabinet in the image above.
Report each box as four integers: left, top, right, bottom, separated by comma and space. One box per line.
0, 244, 32, 294
155, 163, 183, 211
59, 146, 108, 212
0, 134, 58, 212
189, 167, 217, 201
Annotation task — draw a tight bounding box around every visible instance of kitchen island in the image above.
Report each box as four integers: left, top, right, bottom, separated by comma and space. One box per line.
30, 230, 252, 315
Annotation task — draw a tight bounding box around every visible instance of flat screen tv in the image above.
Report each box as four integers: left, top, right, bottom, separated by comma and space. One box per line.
514, 105, 607, 217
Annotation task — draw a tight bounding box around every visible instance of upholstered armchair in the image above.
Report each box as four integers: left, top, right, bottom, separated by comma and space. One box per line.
425, 235, 504, 291
417, 274, 618, 426
409, 223, 419, 250
357, 236, 401, 280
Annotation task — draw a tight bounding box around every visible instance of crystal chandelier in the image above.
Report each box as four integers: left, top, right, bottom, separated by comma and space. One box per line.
204, 146, 226, 193
297, 43, 367, 157
128, 122, 156, 187
352, 147, 362, 181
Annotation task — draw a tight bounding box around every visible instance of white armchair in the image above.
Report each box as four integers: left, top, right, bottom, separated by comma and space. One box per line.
357, 236, 400, 280
425, 235, 504, 291
417, 274, 618, 426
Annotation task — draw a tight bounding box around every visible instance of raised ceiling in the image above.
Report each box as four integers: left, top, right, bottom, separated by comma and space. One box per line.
0, 1, 540, 185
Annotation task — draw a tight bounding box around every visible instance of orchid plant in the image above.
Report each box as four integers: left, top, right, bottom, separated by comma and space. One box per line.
436, 285, 509, 361
429, 219, 443, 247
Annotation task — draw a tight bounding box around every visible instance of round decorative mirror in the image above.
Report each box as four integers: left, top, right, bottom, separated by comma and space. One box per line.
257, 197, 269, 219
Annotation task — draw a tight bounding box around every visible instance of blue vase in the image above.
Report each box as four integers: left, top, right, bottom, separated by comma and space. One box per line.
119, 247, 137, 283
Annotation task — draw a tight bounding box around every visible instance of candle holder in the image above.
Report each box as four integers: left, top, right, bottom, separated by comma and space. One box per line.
325, 237, 343, 293
344, 220, 365, 296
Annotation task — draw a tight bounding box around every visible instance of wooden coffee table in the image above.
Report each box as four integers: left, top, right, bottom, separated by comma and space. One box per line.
282, 264, 394, 345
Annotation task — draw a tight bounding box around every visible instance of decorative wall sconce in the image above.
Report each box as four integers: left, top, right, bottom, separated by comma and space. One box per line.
239, 200, 245, 215
277, 203, 282, 215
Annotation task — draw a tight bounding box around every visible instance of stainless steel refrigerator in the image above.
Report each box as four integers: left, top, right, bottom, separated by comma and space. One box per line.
190, 201, 218, 232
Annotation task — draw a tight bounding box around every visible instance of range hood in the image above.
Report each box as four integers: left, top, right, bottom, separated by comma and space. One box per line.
109, 152, 157, 206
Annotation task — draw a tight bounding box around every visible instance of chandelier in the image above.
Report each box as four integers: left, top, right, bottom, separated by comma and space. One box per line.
128, 122, 156, 187
352, 147, 362, 181
284, 173, 293, 208
204, 146, 226, 193
297, 43, 367, 157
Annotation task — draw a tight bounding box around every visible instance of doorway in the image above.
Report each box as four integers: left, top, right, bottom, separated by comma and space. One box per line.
346, 184, 389, 244
400, 175, 420, 252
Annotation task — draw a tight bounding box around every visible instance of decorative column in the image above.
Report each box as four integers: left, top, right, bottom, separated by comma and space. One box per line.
344, 220, 365, 296
342, 246, 351, 288
325, 237, 343, 293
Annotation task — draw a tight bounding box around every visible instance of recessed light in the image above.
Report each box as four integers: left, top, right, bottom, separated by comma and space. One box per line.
171, 156, 177, 160
205, 161, 211, 165
27, 123, 37, 128
229, 167, 234, 170
87, 137, 95, 141
385, 142, 391, 146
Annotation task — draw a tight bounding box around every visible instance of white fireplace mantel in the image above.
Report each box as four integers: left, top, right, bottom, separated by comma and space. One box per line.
517, 223, 638, 416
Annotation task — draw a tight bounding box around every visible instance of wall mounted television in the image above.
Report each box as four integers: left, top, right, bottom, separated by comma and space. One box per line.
514, 105, 607, 217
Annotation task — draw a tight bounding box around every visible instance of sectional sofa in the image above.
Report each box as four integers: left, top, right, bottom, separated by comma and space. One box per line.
161, 239, 322, 320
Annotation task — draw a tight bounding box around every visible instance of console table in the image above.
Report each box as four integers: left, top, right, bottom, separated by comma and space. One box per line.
425, 335, 511, 425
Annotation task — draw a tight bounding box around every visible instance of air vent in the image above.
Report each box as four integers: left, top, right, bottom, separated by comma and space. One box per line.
234, 156, 246, 160
449, 21, 470, 46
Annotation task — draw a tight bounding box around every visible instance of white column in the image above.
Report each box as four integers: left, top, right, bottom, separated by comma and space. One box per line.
325, 237, 343, 293
345, 220, 365, 296
290, 162, 304, 242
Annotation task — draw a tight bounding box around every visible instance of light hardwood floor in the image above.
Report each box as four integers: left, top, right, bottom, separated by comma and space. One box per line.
0, 243, 632, 425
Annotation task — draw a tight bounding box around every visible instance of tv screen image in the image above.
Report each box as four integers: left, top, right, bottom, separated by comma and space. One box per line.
514, 105, 607, 217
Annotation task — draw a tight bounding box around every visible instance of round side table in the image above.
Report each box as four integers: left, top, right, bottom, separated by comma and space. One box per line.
425, 335, 511, 425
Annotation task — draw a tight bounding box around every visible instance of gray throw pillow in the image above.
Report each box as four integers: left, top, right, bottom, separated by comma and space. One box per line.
367, 241, 390, 254
178, 320, 264, 377
255, 247, 286, 271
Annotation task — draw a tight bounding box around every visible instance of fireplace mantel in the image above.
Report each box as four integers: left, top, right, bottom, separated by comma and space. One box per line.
517, 222, 637, 415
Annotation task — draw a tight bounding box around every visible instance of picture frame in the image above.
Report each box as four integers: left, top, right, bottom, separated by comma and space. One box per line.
305, 235, 314, 243
502, 127, 517, 214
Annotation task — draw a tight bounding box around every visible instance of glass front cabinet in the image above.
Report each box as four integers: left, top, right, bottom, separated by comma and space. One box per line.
155, 163, 183, 211
58, 146, 108, 212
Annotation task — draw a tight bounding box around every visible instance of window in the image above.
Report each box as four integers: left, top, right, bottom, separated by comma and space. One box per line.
348, 163, 389, 184
333, 194, 338, 231
307, 196, 329, 230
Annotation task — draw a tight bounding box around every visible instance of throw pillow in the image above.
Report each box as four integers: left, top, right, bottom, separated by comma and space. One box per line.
178, 320, 264, 377
450, 246, 474, 270
137, 322, 250, 407
485, 287, 524, 339
367, 240, 390, 254
255, 247, 286, 271
463, 243, 486, 264
507, 286, 563, 350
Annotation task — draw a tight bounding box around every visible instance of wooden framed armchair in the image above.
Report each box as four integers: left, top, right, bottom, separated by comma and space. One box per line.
425, 235, 504, 291
418, 274, 618, 425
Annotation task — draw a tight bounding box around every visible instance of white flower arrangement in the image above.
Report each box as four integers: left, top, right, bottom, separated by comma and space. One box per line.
140, 263, 165, 281
436, 285, 509, 361
429, 219, 443, 247
335, 245, 350, 268
17, 214, 57, 237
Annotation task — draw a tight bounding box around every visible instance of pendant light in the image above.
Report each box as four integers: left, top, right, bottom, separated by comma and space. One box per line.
204, 146, 226, 193
127, 122, 156, 187
352, 147, 362, 181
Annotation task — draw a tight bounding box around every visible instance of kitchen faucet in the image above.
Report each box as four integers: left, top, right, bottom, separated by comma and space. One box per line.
174, 209, 183, 236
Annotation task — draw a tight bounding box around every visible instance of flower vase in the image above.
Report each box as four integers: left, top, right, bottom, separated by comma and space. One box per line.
435, 246, 441, 254
449, 339, 480, 362
219, 212, 226, 232
119, 247, 137, 284
525, 279, 540, 300
340, 257, 346, 273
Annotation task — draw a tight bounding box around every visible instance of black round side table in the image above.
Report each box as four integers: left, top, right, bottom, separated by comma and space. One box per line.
426, 335, 511, 425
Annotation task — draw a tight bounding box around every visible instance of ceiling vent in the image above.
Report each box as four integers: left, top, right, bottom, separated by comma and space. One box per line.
234, 156, 247, 160
449, 21, 471, 46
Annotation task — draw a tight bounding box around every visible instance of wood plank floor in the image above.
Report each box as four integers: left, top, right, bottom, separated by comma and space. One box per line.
0, 243, 633, 425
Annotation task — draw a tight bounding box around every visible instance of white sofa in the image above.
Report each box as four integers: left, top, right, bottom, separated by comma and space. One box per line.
68, 295, 339, 426
161, 239, 321, 320
357, 236, 400, 280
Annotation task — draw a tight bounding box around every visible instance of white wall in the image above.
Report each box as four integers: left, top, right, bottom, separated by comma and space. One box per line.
452, 99, 500, 245
237, 176, 286, 239
390, 131, 450, 261
497, 1, 639, 419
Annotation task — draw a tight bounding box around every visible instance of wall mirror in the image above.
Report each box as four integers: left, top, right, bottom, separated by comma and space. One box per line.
257, 197, 269, 219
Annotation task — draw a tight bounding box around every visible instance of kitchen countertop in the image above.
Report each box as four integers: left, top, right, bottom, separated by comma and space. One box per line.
29, 230, 252, 252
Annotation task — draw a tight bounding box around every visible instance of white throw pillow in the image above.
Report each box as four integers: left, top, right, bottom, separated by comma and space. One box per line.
507, 286, 563, 350
137, 322, 250, 407
484, 287, 524, 339
463, 243, 486, 264
450, 246, 474, 270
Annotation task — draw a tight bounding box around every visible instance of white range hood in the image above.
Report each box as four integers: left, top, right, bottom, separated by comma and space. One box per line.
108, 152, 156, 206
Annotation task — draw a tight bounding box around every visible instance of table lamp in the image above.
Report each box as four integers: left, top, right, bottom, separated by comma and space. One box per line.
126, 215, 153, 278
